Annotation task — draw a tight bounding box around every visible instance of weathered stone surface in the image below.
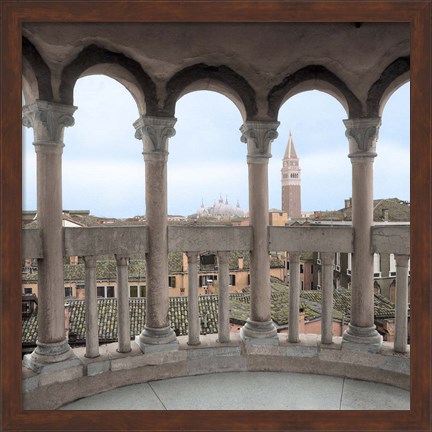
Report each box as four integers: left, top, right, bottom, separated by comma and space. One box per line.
87, 360, 111, 377
186, 346, 241, 359
38, 365, 84, 386
22, 335, 411, 409
187, 356, 247, 376
269, 226, 353, 253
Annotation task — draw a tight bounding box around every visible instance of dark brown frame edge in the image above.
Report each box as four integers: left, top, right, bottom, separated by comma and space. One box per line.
1, 1, 430, 431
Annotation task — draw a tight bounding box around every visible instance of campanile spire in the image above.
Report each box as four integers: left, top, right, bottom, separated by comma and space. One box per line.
281, 132, 301, 219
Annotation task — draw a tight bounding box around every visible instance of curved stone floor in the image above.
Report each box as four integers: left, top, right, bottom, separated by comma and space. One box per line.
59, 371, 410, 410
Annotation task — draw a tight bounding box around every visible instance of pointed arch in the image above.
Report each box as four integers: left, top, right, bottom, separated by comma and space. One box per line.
163, 63, 257, 121
366, 57, 410, 117
267, 65, 362, 119
59, 44, 158, 115
22, 37, 53, 103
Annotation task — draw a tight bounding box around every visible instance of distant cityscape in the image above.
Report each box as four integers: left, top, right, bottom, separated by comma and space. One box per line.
22, 132, 410, 353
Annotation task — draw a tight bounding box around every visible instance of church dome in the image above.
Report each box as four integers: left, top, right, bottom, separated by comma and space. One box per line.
197, 196, 245, 219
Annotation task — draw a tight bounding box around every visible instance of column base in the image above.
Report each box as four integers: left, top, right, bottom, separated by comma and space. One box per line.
240, 319, 279, 346
135, 326, 179, 353
342, 324, 383, 353
23, 339, 80, 373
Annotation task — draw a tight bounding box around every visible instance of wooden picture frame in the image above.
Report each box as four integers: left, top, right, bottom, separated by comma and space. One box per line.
1, 1, 430, 430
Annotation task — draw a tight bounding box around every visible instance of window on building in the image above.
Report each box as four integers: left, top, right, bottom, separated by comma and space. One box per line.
286, 261, 289, 270
301, 281, 304, 290
140, 286, 146, 297
389, 253, 397, 276
347, 253, 352, 274
23, 287, 32, 294
97, 286, 115, 298
65, 287, 73, 298
247, 274, 250, 285
373, 253, 381, 277
311, 282, 314, 290
199, 275, 217, 287
300, 264, 304, 274
129, 285, 138, 297
168, 276, 176, 288
311, 265, 313, 274
229, 274, 236, 286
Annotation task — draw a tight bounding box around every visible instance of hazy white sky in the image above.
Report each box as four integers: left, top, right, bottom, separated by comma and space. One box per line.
23, 76, 409, 218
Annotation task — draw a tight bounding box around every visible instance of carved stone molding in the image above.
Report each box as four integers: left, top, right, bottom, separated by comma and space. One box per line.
134, 116, 177, 162
344, 117, 381, 158
22, 100, 77, 147
240, 121, 280, 163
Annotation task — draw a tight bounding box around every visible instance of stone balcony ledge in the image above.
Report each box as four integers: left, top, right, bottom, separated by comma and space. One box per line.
22, 334, 410, 410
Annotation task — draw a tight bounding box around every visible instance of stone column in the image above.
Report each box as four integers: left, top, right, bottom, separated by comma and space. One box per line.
84, 256, 99, 358
342, 117, 382, 352
22, 100, 78, 371
187, 252, 200, 346
239, 121, 280, 345
321, 252, 334, 344
394, 254, 409, 353
134, 116, 178, 352
288, 252, 301, 343
116, 255, 131, 353
217, 251, 230, 343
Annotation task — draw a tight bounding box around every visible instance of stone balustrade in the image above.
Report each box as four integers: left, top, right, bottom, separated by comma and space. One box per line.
22, 224, 410, 351
21, 223, 410, 408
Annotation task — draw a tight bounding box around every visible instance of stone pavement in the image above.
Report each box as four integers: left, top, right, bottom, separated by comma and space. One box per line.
59, 371, 409, 410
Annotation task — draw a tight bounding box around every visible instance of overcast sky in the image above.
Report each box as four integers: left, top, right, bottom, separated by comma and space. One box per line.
23, 76, 409, 218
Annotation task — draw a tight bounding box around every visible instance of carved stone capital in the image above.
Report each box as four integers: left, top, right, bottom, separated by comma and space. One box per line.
343, 117, 381, 158
394, 254, 410, 268
240, 121, 280, 163
84, 256, 97, 268
320, 252, 335, 267
217, 251, 230, 265
115, 255, 129, 266
23, 100, 76, 149
288, 251, 301, 263
186, 251, 199, 265
134, 116, 177, 162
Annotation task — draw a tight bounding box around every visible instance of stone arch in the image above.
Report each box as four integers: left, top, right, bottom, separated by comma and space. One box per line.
22, 37, 54, 104
267, 65, 362, 119
59, 44, 158, 115
374, 281, 381, 295
163, 64, 257, 121
366, 57, 410, 117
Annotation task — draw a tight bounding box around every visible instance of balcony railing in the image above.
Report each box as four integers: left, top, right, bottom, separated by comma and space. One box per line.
22, 223, 410, 354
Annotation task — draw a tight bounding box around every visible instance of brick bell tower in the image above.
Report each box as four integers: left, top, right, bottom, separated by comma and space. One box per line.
281, 131, 301, 219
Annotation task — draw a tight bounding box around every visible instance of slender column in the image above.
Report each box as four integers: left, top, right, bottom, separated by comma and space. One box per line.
239, 121, 280, 345
134, 116, 178, 351
342, 117, 382, 352
394, 254, 409, 353
217, 251, 230, 343
22, 100, 77, 369
116, 255, 131, 353
187, 252, 200, 346
288, 252, 301, 343
84, 256, 99, 358
321, 252, 334, 344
